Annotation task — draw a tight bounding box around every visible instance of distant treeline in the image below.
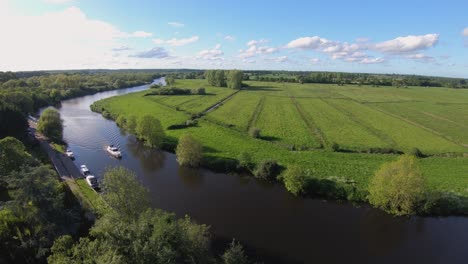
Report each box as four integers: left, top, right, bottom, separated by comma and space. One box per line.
0, 71, 161, 139
244, 71, 468, 88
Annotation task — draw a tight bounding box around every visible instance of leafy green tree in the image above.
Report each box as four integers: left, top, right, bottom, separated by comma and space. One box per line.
165, 74, 176, 86
136, 115, 165, 148
0, 102, 28, 139
1, 165, 75, 263
126, 115, 138, 134
176, 134, 203, 167
214, 70, 226, 87
253, 160, 280, 180
222, 239, 250, 264
283, 165, 308, 196
102, 167, 150, 220
226, 70, 243, 89
0, 137, 32, 177
115, 115, 127, 128
368, 155, 426, 215
37, 108, 63, 142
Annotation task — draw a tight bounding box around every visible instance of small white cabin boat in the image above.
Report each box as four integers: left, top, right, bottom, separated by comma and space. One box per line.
106, 145, 122, 158
80, 165, 90, 175
85, 175, 99, 189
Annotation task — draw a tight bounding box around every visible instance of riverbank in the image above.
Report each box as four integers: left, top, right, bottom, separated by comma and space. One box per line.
90, 79, 468, 216
28, 119, 109, 217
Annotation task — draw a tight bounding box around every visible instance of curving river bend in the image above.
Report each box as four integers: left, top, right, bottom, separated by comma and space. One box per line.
55, 78, 467, 264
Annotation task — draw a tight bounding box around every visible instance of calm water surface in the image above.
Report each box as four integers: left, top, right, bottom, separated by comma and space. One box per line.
54, 78, 467, 264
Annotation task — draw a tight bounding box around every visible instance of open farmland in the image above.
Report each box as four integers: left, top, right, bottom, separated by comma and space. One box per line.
92, 79, 468, 197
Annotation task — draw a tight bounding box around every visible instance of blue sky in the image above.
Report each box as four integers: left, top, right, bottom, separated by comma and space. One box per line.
1, 0, 467, 77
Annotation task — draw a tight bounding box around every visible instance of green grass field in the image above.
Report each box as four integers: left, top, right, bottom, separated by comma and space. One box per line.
92, 79, 468, 197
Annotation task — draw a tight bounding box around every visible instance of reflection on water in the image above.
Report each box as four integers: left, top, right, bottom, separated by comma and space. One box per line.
49, 77, 468, 264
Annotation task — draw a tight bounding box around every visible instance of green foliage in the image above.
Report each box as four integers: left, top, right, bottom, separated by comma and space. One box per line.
226, 70, 243, 89
0, 137, 32, 176
196, 87, 206, 95
253, 160, 280, 180
1, 164, 78, 263
102, 167, 150, 220
0, 102, 28, 139
176, 134, 203, 167
237, 152, 253, 171
368, 155, 426, 215
330, 142, 340, 152
136, 115, 165, 147
283, 165, 308, 196
165, 74, 176, 86
37, 107, 63, 142
126, 115, 138, 134
147, 87, 192, 95
222, 239, 250, 264
205, 70, 227, 87
115, 115, 127, 128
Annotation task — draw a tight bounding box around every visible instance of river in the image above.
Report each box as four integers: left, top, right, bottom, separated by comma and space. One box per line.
55, 78, 467, 264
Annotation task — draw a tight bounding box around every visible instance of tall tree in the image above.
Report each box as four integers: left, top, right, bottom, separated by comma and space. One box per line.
136, 115, 165, 148
226, 70, 243, 89
37, 108, 63, 142
176, 134, 203, 167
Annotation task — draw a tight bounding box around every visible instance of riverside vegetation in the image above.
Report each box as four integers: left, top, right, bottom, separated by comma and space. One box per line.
91, 71, 468, 216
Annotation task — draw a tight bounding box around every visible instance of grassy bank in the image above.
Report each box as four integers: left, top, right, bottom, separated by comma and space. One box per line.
91, 79, 468, 213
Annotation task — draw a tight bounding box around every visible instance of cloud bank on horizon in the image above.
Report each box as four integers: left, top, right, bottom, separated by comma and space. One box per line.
0, 0, 467, 77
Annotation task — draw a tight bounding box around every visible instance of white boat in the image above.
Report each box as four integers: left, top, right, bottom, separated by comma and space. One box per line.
80, 165, 90, 175
106, 145, 122, 158
65, 149, 74, 159
85, 175, 99, 189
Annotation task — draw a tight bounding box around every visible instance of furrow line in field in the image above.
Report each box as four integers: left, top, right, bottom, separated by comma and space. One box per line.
322, 99, 397, 148
289, 95, 327, 148
246, 96, 266, 132
367, 104, 467, 148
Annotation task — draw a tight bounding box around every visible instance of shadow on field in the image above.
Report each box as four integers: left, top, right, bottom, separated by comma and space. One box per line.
260, 135, 281, 142
245, 86, 281, 91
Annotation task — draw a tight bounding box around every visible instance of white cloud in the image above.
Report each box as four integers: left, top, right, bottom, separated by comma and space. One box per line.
273, 56, 288, 63
310, 58, 321, 64
286, 36, 335, 49
287, 34, 438, 64
224, 35, 235, 41
463, 27, 468, 37
152, 36, 199, 47
404, 53, 435, 62
239, 39, 278, 59
360, 57, 385, 64
129, 31, 152, 38
196, 44, 224, 61
168, 21, 184, 27
373, 34, 439, 54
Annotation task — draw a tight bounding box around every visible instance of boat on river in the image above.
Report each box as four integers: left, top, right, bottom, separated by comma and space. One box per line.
106, 145, 122, 158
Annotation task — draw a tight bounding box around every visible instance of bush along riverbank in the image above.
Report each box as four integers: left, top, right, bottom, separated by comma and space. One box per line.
90, 101, 468, 217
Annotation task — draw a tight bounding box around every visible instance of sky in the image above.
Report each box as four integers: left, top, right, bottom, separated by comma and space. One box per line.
0, 0, 467, 77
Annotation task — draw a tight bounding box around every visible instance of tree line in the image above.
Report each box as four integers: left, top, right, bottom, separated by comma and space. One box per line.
205, 70, 244, 89
245, 71, 468, 88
